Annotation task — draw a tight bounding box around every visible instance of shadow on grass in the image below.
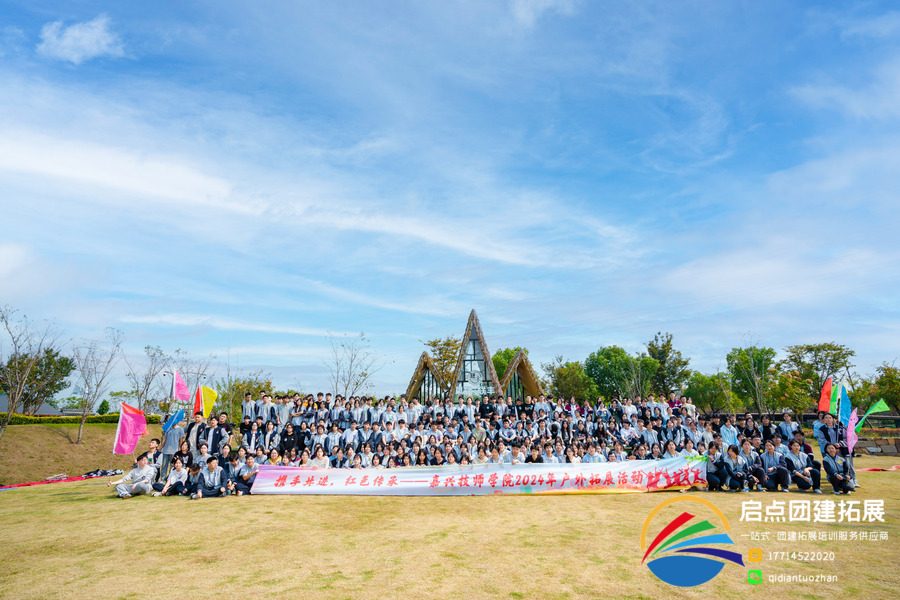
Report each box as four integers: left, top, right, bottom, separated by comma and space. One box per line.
42, 425, 74, 444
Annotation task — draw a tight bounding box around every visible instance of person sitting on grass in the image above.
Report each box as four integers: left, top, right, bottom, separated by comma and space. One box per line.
704, 442, 724, 491
192, 456, 227, 499
739, 438, 767, 491
235, 454, 259, 495
822, 443, 855, 495
152, 457, 187, 497
722, 444, 750, 492
784, 439, 822, 494
760, 439, 791, 492
180, 463, 203, 497
224, 453, 245, 495
107, 453, 155, 499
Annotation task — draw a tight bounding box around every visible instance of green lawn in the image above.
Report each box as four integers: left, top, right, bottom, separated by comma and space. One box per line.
0, 454, 898, 599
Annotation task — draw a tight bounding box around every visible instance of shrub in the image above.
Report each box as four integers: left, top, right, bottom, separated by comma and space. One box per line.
0, 413, 160, 425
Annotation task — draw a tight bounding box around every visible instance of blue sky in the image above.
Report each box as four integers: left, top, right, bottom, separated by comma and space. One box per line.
1, 1, 898, 396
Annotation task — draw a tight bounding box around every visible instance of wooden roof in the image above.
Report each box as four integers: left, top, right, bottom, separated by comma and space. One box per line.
405, 351, 448, 399
499, 349, 544, 397
447, 309, 502, 397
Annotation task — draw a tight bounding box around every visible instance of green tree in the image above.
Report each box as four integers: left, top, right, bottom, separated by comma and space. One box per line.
109, 390, 138, 412
769, 368, 814, 416
492, 347, 526, 381
685, 372, 740, 416
584, 346, 659, 400
214, 370, 273, 419
726, 346, 777, 415
872, 363, 900, 415
97, 399, 110, 415
646, 332, 691, 396
0, 306, 63, 442
541, 356, 598, 402
422, 336, 461, 387
781, 343, 855, 403
3, 347, 75, 415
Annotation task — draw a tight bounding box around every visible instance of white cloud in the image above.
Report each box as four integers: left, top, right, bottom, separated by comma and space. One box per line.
0, 242, 28, 281
510, 0, 579, 29
0, 129, 242, 212
791, 57, 900, 120
118, 314, 349, 338
36, 14, 124, 65
839, 11, 900, 40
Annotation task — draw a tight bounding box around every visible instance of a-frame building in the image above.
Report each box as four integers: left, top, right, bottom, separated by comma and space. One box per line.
447, 310, 502, 398
499, 349, 543, 399
405, 352, 448, 400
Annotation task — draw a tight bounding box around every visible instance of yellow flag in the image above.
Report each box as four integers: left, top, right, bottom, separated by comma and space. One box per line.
201, 385, 218, 418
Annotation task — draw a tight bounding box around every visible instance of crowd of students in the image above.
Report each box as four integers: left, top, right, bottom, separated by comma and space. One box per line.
108, 391, 860, 498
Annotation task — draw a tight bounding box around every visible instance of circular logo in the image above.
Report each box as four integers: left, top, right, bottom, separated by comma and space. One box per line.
640, 497, 744, 587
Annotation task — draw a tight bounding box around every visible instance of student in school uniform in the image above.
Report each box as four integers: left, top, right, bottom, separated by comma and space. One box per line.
722, 445, 751, 492
174, 440, 194, 471
235, 454, 259, 495
822, 443, 855, 495
107, 453, 155, 499
261, 421, 280, 452
739, 438, 767, 491
192, 456, 227, 499
202, 416, 229, 458
760, 440, 791, 492
241, 393, 256, 424
160, 420, 185, 481
778, 413, 800, 442
145, 438, 163, 482
242, 422, 262, 454
152, 457, 188, 497
184, 411, 207, 461
784, 440, 822, 493
180, 463, 203, 497
224, 453, 246, 496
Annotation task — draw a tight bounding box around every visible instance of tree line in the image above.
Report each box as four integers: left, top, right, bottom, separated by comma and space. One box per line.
426, 333, 899, 418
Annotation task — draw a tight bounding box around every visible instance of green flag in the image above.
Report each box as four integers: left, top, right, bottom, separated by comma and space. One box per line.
829, 380, 840, 414
855, 399, 890, 432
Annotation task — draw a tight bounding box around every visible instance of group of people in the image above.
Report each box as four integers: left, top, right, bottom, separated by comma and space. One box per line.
108, 390, 860, 498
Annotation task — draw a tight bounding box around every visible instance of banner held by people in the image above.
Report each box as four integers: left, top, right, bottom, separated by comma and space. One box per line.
250, 456, 707, 496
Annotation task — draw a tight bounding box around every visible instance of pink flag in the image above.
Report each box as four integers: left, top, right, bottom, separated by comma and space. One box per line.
847, 408, 859, 454
113, 403, 147, 455
172, 369, 190, 403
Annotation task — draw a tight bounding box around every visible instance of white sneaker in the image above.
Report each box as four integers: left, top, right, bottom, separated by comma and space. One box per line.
190, 493, 198, 500
151, 492, 161, 497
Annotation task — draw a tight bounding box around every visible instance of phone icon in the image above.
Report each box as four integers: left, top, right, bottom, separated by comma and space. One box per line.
748, 570, 762, 585
748, 549, 762, 562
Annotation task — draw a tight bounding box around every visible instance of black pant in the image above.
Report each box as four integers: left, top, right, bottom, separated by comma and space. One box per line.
152, 481, 185, 496
791, 469, 820, 490
828, 473, 853, 493
764, 466, 790, 489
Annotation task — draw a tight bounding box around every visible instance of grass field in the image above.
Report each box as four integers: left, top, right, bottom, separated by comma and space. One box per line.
0, 445, 898, 600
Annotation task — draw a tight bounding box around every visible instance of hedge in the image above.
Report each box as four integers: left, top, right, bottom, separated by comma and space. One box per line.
0, 413, 161, 425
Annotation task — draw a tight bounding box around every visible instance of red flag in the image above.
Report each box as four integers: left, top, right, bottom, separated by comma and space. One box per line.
817, 377, 832, 412
193, 387, 203, 418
